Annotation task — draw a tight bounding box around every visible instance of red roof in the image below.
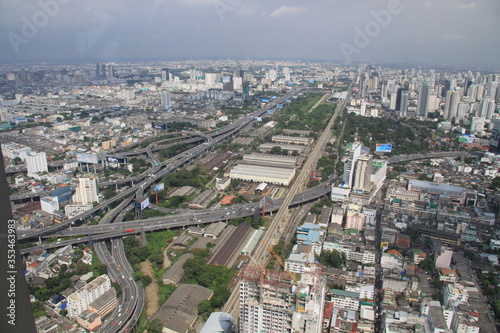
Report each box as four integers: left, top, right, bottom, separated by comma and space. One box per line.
323, 302, 334, 319
220, 195, 235, 205
28, 262, 39, 268
388, 249, 401, 256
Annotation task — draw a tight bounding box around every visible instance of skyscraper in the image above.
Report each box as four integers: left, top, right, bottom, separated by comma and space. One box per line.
353, 154, 373, 190
343, 142, 363, 188
417, 82, 430, 118
396, 88, 409, 117
161, 92, 171, 109
490, 119, 500, 153
72, 177, 99, 205
443, 91, 459, 120
161, 68, 170, 81
26, 152, 48, 176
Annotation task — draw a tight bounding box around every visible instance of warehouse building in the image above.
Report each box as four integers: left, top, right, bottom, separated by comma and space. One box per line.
242, 153, 297, 167
259, 143, 305, 154
272, 135, 312, 146
229, 164, 296, 186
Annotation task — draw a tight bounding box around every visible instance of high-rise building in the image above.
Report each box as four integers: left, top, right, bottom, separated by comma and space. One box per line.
443, 91, 459, 120
239, 269, 295, 333
161, 68, 170, 81
490, 119, 500, 153
417, 81, 431, 118
26, 152, 48, 176
396, 88, 409, 117
353, 154, 373, 190
239, 268, 325, 333
67, 275, 112, 318
73, 177, 99, 205
161, 92, 171, 109
342, 142, 363, 188
95, 62, 101, 77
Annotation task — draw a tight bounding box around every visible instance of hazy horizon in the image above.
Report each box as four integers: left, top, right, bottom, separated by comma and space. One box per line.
1, 0, 499, 69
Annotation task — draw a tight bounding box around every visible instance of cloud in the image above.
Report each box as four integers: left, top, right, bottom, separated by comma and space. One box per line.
414, 40, 424, 45
441, 34, 466, 40
269, 5, 304, 17
455, 2, 477, 10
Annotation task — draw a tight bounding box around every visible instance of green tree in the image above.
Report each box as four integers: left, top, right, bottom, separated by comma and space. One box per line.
145, 319, 163, 333
12, 157, 22, 165
419, 258, 436, 274
141, 275, 152, 287
316, 250, 345, 268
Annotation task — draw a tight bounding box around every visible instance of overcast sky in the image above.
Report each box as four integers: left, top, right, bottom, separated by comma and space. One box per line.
1, 0, 499, 68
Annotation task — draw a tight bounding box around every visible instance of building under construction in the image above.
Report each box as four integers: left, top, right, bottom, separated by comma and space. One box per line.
239, 266, 326, 333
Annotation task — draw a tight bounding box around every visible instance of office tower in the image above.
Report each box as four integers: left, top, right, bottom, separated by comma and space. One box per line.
73, 177, 99, 205
234, 69, 244, 78
389, 92, 397, 110
443, 91, 459, 120
222, 76, 233, 91
106, 64, 114, 79
101, 64, 106, 78
26, 152, 48, 176
343, 142, 363, 188
417, 82, 430, 118
476, 85, 484, 101
67, 275, 112, 317
478, 97, 491, 118
161, 68, 170, 81
396, 88, 408, 111
353, 154, 373, 190
441, 80, 451, 97
161, 92, 171, 109
486, 100, 496, 120
95, 62, 101, 77
396, 88, 409, 116
490, 119, 500, 153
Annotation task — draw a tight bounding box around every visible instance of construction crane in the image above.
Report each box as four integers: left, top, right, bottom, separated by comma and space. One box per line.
263, 240, 305, 312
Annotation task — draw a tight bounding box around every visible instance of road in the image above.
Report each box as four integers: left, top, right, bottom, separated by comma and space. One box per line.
223, 80, 355, 317
19, 86, 307, 332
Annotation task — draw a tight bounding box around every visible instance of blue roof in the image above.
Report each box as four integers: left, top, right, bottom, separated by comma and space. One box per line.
60, 302, 67, 310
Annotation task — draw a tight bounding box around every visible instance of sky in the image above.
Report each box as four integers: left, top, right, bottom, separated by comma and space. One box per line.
0, 0, 499, 68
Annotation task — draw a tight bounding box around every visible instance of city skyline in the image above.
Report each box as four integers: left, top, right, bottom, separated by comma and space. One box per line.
1, 0, 499, 68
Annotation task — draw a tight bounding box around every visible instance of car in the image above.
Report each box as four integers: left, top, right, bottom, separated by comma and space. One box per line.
111, 321, 117, 325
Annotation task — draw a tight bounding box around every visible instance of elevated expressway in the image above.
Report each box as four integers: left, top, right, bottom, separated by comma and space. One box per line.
18, 87, 304, 333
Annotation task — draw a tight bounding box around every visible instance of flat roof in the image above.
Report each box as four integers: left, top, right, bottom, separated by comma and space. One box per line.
210, 222, 252, 266
153, 284, 213, 333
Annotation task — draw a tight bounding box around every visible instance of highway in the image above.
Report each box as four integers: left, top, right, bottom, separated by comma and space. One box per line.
223, 81, 355, 317
18, 86, 306, 332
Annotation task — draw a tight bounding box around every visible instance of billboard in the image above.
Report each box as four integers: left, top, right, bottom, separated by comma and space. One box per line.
286, 99, 291, 103
372, 161, 385, 168
255, 117, 262, 122
375, 144, 393, 153
277, 104, 283, 108
134, 197, 150, 211
153, 183, 165, 192
307, 80, 315, 83
458, 135, 474, 144
152, 122, 167, 130
261, 98, 270, 103
268, 110, 274, 114
107, 156, 128, 164
76, 152, 98, 164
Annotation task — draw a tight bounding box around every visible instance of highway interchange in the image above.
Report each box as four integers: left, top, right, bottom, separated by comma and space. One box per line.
18, 86, 310, 332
